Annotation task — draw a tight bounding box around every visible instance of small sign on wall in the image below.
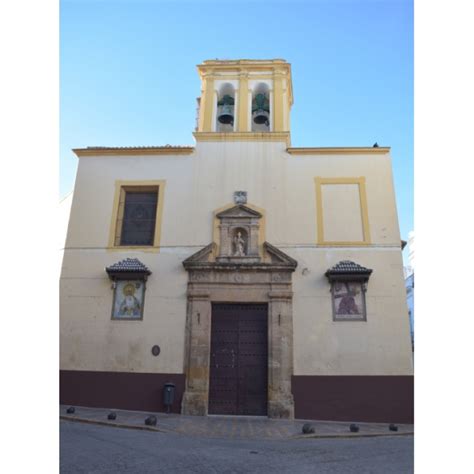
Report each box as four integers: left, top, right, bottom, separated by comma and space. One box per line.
112, 280, 145, 320
331, 281, 367, 321
325, 260, 372, 322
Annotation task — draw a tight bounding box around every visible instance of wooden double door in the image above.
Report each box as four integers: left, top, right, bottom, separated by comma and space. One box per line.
208, 303, 268, 416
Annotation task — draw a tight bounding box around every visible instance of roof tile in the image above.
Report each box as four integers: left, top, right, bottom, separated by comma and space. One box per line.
327, 260, 372, 274
106, 258, 151, 274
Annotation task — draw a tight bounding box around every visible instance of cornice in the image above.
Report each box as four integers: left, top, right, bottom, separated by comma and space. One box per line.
183, 262, 296, 272
73, 146, 195, 157
287, 147, 390, 155
197, 59, 290, 74
193, 132, 291, 146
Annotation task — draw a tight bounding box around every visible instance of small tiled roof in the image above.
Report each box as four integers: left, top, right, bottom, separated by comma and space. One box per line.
106, 258, 151, 275
325, 260, 372, 282
327, 261, 372, 274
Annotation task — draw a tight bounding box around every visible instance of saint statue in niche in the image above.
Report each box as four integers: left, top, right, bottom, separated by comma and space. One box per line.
233, 231, 246, 256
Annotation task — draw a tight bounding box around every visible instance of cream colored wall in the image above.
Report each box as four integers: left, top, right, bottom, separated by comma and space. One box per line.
60, 249, 189, 373
320, 183, 364, 242
61, 141, 412, 376
60, 192, 73, 248
59, 192, 73, 273
290, 247, 413, 375
286, 152, 400, 246
62, 153, 194, 374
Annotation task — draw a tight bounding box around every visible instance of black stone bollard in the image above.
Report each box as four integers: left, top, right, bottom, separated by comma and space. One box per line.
107, 412, 117, 420
302, 423, 315, 434
389, 423, 398, 432
66, 407, 75, 414
145, 415, 157, 426
349, 424, 359, 433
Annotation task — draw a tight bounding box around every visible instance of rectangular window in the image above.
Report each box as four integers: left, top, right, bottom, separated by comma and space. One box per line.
109, 180, 165, 250
114, 187, 159, 246
119, 191, 158, 246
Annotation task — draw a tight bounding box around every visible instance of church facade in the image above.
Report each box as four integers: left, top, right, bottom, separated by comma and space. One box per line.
60, 59, 413, 422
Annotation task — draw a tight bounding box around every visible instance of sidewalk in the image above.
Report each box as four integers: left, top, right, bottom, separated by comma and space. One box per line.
60, 405, 414, 440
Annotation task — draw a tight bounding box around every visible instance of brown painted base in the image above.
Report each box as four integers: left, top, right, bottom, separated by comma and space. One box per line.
60, 370, 185, 414
292, 375, 414, 423
61, 372, 413, 423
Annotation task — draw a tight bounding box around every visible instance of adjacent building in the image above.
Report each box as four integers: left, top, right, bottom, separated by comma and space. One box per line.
405, 273, 414, 351
404, 231, 414, 351
60, 59, 413, 422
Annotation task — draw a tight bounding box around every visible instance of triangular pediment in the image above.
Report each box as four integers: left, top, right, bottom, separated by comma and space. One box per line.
183, 241, 297, 271
263, 242, 298, 268
216, 205, 262, 219
183, 243, 215, 266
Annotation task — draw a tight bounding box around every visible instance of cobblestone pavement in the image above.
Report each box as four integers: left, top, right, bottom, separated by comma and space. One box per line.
60, 420, 414, 473
60, 405, 414, 440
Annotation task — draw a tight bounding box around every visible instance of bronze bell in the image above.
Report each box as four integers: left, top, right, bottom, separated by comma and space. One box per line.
217, 94, 234, 125
252, 93, 270, 126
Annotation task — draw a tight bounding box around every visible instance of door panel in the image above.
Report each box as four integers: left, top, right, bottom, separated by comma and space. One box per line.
209, 304, 268, 416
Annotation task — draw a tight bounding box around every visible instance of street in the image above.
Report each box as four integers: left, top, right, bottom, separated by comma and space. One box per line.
60, 421, 413, 473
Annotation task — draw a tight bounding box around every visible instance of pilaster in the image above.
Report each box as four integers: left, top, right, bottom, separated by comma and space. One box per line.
268, 290, 295, 418
237, 73, 249, 132
201, 76, 215, 132
181, 290, 211, 416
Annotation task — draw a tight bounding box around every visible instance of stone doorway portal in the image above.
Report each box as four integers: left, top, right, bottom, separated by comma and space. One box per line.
181, 204, 297, 419
209, 303, 268, 416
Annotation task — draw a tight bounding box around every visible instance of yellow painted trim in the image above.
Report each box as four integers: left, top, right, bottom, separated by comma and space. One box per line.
196, 59, 294, 133
199, 58, 289, 65
201, 77, 215, 132
197, 60, 291, 76
315, 178, 324, 244
273, 74, 285, 132
193, 132, 290, 146
315, 242, 372, 247
358, 178, 371, 244
287, 147, 390, 155
237, 74, 249, 132
108, 180, 166, 252
202, 74, 281, 81
199, 71, 293, 108
314, 177, 371, 246
286, 66, 294, 106
212, 202, 266, 260
73, 147, 194, 157
198, 87, 205, 132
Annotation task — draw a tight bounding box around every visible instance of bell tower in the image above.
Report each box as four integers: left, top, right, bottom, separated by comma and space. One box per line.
195, 59, 293, 137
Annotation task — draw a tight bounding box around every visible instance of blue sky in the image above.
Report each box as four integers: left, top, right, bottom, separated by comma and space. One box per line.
61, 0, 413, 242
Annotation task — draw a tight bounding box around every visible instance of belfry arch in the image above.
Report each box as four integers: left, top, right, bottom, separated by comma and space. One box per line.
216, 82, 235, 132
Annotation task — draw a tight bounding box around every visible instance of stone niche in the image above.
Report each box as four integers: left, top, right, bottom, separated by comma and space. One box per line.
181, 204, 298, 419
216, 205, 262, 263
